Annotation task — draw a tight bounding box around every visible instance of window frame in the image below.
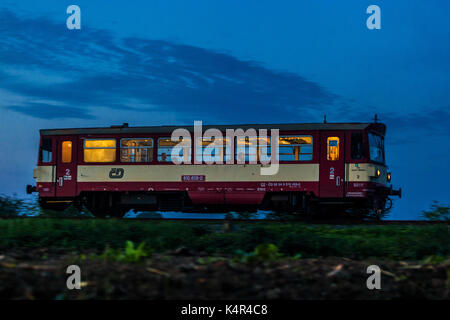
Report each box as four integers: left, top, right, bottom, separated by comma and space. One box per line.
277, 135, 314, 163
350, 132, 365, 160
83, 138, 117, 163
195, 136, 230, 164
39, 137, 54, 164
368, 132, 385, 164
235, 136, 269, 163
157, 136, 192, 164
119, 138, 154, 163
61, 140, 73, 163
326, 136, 340, 161
191, 132, 316, 165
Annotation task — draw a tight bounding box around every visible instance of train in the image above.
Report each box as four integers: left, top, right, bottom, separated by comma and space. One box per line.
26, 120, 401, 218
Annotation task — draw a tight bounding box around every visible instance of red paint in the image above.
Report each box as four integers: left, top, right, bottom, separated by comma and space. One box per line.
319, 131, 345, 198
36, 182, 55, 197
188, 191, 225, 204
69, 181, 319, 205
74, 181, 319, 194
224, 192, 265, 205
55, 136, 78, 197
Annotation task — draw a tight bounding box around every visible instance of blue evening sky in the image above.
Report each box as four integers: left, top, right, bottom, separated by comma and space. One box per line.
0, 1, 449, 219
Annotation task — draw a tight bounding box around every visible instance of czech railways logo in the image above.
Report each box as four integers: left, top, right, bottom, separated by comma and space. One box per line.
109, 168, 124, 179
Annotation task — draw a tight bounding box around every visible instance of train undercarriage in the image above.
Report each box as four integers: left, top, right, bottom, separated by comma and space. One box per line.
38, 190, 399, 220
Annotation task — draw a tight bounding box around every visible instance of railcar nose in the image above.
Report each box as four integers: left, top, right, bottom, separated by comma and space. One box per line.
390, 187, 402, 198
26, 184, 37, 194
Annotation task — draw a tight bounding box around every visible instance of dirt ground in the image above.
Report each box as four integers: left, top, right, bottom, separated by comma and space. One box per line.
0, 248, 448, 300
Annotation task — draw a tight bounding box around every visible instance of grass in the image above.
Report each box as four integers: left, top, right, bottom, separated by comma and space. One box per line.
0, 218, 448, 260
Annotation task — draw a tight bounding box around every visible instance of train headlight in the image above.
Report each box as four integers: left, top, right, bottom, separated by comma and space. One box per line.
387, 172, 391, 182
375, 169, 381, 178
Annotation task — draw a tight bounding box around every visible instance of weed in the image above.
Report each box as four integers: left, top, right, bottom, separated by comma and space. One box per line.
421, 255, 446, 265
99, 241, 149, 263
234, 243, 281, 263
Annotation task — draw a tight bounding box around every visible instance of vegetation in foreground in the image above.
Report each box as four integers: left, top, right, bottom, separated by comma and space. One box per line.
0, 195, 449, 261
0, 196, 449, 300
0, 218, 448, 260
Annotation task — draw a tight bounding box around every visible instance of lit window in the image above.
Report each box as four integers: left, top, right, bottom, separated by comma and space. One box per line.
278, 136, 313, 161
120, 138, 153, 162
235, 137, 271, 163
61, 141, 72, 163
40, 138, 53, 163
195, 137, 229, 163
327, 137, 339, 161
158, 137, 191, 163
84, 139, 116, 163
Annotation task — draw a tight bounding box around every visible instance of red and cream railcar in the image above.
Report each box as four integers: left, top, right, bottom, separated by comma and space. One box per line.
27, 122, 401, 217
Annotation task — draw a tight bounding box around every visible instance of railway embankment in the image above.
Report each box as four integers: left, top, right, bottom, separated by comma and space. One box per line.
0, 207, 448, 299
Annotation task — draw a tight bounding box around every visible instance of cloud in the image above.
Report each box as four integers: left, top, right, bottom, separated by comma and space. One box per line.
0, 9, 337, 123
10, 103, 93, 120
379, 108, 450, 145
1, 8, 447, 139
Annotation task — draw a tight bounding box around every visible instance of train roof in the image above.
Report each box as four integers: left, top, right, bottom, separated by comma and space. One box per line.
40, 122, 386, 136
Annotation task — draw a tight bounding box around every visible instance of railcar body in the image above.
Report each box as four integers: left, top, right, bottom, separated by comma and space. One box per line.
27, 122, 401, 217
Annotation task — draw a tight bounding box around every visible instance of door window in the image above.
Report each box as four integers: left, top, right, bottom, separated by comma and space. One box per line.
61, 141, 72, 163
327, 137, 340, 161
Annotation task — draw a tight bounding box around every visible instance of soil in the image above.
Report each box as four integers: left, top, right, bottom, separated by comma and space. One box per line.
0, 248, 448, 300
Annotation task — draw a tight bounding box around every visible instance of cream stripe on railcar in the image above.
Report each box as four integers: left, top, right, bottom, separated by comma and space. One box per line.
33, 166, 56, 183
77, 164, 319, 182
346, 163, 388, 184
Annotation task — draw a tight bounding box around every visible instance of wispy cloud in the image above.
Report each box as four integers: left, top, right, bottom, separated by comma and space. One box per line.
382, 108, 450, 144
1, 8, 448, 142
0, 9, 337, 122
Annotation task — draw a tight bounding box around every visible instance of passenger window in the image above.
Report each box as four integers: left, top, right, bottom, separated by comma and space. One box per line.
120, 138, 153, 162
351, 133, 363, 160
61, 141, 72, 163
235, 137, 268, 163
196, 137, 228, 163
158, 137, 191, 163
327, 137, 339, 161
278, 136, 313, 161
40, 138, 53, 163
84, 139, 116, 162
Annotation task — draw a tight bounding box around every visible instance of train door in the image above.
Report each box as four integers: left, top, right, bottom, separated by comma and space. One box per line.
319, 131, 345, 198
55, 136, 78, 197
